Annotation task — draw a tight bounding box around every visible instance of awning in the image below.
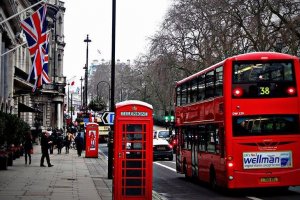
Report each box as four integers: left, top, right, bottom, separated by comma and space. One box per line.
18, 102, 42, 113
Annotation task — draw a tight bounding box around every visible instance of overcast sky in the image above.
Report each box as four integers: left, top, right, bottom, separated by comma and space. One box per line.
63, 0, 172, 85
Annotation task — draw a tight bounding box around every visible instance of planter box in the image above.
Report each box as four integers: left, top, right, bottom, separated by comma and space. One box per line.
7, 151, 13, 166
0, 151, 8, 170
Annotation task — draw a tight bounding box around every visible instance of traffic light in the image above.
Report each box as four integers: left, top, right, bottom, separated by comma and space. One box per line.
164, 116, 169, 122
164, 111, 169, 122
170, 115, 175, 122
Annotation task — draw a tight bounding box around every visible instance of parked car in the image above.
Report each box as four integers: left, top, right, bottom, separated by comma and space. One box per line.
153, 139, 173, 161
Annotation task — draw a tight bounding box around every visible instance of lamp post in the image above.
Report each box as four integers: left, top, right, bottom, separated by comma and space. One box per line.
80, 76, 83, 109
108, 0, 116, 180
71, 93, 73, 122
67, 83, 70, 116
84, 35, 91, 114
96, 81, 111, 109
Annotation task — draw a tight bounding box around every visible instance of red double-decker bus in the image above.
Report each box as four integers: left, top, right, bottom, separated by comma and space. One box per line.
175, 52, 300, 189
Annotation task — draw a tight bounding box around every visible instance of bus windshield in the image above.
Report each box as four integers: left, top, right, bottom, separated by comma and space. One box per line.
233, 115, 299, 136
233, 61, 294, 82
232, 61, 296, 98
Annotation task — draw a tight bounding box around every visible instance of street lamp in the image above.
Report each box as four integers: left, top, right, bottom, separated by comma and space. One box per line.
67, 83, 70, 116
96, 81, 111, 109
80, 76, 83, 109
84, 34, 91, 114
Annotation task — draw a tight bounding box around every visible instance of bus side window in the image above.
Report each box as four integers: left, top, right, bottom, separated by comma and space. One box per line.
215, 127, 220, 154
183, 129, 188, 149
181, 84, 188, 105
176, 86, 181, 106
215, 66, 223, 97
190, 79, 198, 103
198, 125, 206, 152
205, 70, 215, 99
187, 81, 191, 104
206, 125, 216, 153
197, 75, 205, 101
187, 130, 192, 150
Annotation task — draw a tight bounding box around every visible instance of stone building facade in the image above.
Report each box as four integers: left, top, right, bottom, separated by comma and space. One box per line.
0, 0, 66, 132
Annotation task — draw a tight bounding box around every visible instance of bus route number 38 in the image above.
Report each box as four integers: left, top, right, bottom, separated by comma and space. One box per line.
259, 86, 270, 95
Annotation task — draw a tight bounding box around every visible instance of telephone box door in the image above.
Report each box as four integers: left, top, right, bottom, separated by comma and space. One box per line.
113, 101, 153, 200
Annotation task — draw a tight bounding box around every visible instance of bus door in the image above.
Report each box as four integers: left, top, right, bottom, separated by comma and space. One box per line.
176, 128, 183, 172
191, 128, 198, 177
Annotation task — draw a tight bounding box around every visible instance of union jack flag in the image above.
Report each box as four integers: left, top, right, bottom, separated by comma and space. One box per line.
21, 4, 50, 92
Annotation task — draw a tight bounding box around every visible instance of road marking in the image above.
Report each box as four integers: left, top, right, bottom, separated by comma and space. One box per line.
154, 162, 176, 172
247, 197, 263, 200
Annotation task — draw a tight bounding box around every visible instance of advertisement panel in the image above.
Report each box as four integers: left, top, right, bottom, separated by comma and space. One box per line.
243, 151, 292, 169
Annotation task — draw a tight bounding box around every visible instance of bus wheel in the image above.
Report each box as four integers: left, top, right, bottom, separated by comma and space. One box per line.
209, 168, 217, 190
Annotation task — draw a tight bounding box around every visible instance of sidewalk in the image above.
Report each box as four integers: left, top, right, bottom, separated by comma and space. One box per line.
0, 144, 111, 200
0, 144, 165, 200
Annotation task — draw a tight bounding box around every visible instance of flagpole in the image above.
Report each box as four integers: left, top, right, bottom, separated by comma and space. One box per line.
0, 0, 47, 26
1, 29, 51, 57
0, 42, 26, 57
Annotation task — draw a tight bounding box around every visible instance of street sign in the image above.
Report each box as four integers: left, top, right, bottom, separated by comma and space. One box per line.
101, 112, 115, 125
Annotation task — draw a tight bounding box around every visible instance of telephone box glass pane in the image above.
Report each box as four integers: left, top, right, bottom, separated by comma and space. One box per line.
122, 160, 143, 168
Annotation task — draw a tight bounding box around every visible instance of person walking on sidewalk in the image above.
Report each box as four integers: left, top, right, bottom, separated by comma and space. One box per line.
24, 131, 33, 165
65, 130, 73, 153
40, 131, 54, 167
75, 132, 84, 156
56, 131, 64, 154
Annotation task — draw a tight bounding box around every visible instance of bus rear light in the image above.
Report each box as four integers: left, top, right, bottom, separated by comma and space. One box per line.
233, 87, 243, 97
227, 156, 233, 161
227, 162, 234, 168
228, 176, 234, 180
287, 87, 296, 95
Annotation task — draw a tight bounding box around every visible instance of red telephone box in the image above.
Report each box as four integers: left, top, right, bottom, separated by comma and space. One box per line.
113, 100, 153, 200
85, 122, 99, 158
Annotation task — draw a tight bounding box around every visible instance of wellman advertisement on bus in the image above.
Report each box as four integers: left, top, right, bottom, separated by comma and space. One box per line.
243, 151, 292, 169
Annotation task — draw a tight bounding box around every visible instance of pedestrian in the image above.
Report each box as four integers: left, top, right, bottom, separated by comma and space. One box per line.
49, 129, 57, 154
24, 131, 33, 165
65, 130, 72, 153
75, 132, 84, 157
49, 133, 54, 154
40, 131, 54, 167
56, 131, 64, 154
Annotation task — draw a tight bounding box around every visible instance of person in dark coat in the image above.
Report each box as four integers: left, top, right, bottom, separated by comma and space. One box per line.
49, 129, 57, 154
56, 131, 63, 154
40, 131, 54, 167
75, 132, 84, 157
24, 131, 33, 165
